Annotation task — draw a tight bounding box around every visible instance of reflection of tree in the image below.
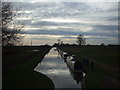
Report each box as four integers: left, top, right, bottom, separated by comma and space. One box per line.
76, 35, 86, 46
2, 2, 25, 46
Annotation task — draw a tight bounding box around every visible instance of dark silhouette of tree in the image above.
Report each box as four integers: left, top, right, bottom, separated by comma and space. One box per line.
57, 39, 63, 45
57, 39, 61, 45
2, 2, 24, 46
76, 35, 86, 46
100, 43, 105, 46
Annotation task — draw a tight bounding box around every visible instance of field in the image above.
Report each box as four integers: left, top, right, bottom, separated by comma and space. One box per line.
2, 45, 120, 88
59, 45, 120, 88
2, 46, 54, 88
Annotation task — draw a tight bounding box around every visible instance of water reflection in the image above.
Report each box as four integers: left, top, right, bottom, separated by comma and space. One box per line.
69, 69, 86, 85
34, 47, 83, 88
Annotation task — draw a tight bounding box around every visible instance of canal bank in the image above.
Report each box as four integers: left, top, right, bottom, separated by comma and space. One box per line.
3, 46, 54, 88
34, 47, 83, 88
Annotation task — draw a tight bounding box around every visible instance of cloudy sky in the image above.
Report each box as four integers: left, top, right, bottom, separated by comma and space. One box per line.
6, 0, 119, 45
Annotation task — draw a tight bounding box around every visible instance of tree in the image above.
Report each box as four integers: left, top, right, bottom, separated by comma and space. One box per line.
57, 39, 63, 45
100, 43, 105, 46
76, 35, 86, 46
2, 2, 24, 46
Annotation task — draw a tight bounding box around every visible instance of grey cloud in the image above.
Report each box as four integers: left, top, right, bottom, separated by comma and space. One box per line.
93, 25, 118, 31
11, 2, 118, 44
62, 2, 91, 13
107, 17, 119, 21
31, 37, 50, 40
30, 20, 81, 27
25, 29, 118, 38
12, 2, 118, 18
13, 2, 118, 24
30, 20, 118, 32
25, 29, 82, 35
31, 21, 59, 26
85, 32, 118, 37
13, 2, 92, 18
61, 36, 76, 39
21, 20, 32, 25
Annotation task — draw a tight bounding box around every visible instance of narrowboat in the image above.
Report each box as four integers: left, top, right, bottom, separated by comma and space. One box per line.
66, 55, 83, 74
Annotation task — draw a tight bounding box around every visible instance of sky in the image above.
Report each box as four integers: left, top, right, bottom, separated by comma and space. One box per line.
3, 0, 119, 45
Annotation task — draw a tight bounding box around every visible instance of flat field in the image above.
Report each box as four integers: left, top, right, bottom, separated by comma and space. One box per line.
59, 45, 120, 88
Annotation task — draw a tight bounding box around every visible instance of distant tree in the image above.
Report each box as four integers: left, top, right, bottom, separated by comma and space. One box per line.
100, 43, 105, 46
76, 35, 86, 46
57, 39, 63, 45
61, 41, 63, 44
57, 39, 61, 45
2, 2, 25, 46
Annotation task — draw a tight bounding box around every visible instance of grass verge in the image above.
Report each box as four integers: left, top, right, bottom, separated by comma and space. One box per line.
3, 46, 54, 88
59, 45, 120, 88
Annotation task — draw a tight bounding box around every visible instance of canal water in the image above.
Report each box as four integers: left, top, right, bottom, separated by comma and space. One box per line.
34, 47, 82, 88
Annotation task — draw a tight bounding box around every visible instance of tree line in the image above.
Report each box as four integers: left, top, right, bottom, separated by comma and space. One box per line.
57, 35, 86, 46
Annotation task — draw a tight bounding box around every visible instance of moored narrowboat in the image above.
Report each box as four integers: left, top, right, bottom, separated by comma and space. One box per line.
66, 55, 83, 74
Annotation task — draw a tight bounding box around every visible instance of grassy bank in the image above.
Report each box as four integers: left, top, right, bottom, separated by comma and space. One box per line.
59, 45, 120, 88
3, 46, 54, 88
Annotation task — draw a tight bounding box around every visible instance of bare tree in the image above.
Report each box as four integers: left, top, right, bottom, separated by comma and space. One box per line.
76, 35, 86, 46
2, 2, 24, 46
57, 39, 63, 45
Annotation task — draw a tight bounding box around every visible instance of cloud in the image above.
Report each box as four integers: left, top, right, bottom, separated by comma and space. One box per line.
92, 25, 118, 31
107, 17, 119, 21
41, 18, 80, 23
10, 2, 118, 45
25, 28, 118, 38
25, 29, 81, 35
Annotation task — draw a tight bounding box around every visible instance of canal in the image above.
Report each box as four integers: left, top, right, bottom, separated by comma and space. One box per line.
34, 47, 83, 88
